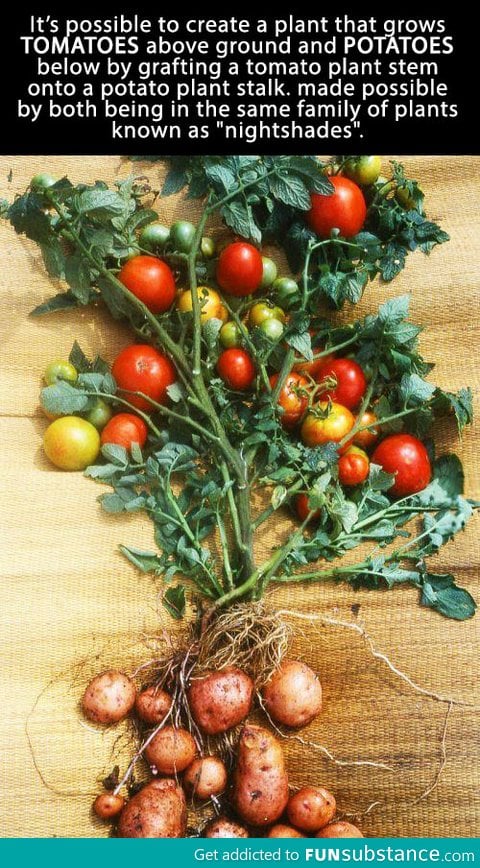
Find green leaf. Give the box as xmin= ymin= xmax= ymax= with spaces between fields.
xmin=399 ymin=373 xmax=435 ymax=404
xmin=30 ymin=291 xmax=81 ymax=316
xmin=101 ymin=443 xmax=129 ymax=466
xmin=41 ymin=381 xmax=89 ymax=415
xmin=205 ymin=163 xmax=236 ymax=191
xmin=161 ymin=167 xmax=188 ymax=196
xmin=8 ymin=194 xmax=53 ymax=243
xmin=286 ymin=330 xmax=312 ymax=361
xmin=433 ymin=454 xmax=465 ymax=498
xmin=41 ymin=239 xmax=65 ymax=279
xmin=433 ymin=387 xmax=474 ymax=434
xmin=221 ymin=200 xmax=261 ymax=244
xmin=75 ymin=189 xmax=125 ymax=217
xmin=421 ymin=573 xmax=476 ymax=620
xmin=367 ymin=463 xmax=396 ymax=491
xmin=271 ymin=486 xmax=287 ymax=509
xmin=270 ymin=172 xmax=311 ymax=210
xmin=64 ymin=251 xmax=93 ymax=304
xmin=162 ymin=585 xmax=186 ymax=620
xmin=119 ymin=546 xmax=165 ymax=575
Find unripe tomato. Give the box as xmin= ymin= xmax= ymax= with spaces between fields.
xmin=396 ymin=185 xmax=424 ymax=212
xmin=118 ymin=255 xmax=176 ymax=314
xmin=372 ymin=434 xmax=432 ymax=497
xmin=176 ymin=286 xmax=228 ymax=323
xmin=338 ymin=445 xmax=370 ymax=486
xmin=260 ymin=318 xmax=284 ymax=341
xmin=216 ymin=242 xmax=263 ymax=296
xmin=170 ymin=220 xmax=196 ymax=253
xmin=272 ymin=277 xmax=300 ymax=309
xmin=316 ymin=358 xmax=367 ymax=410
xmin=260 ymin=256 xmax=278 ymax=289
xmin=201 ymin=236 xmax=216 ymax=258
xmin=44 ymin=359 xmax=78 ymax=386
xmin=269 ymin=372 xmax=309 ymax=429
xmin=344 ymin=156 xmax=382 ymax=187
xmin=219 ymin=321 xmax=242 ymax=348
xmin=112 ymin=345 xmax=176 ymax=411
xmin=43 ymin=416 xmax=101 ymax=471
xmin=307 ymin=177 xmax=367 ymax=239
xmin=85 ymin=397 xmax=112 ymax=431
xmin=30 ymin=172 xmax=56 ymax=193
xmin=301 ymin=402 xmax=355 ymax=447
xmin=353 ymin=411 xmax=379 ymax=449
xmin=101 ymin=413 xmax=148 ymax=451
xmin=295 ymin=493 xmax=321 ymax=523
xmin=249 ymin=302 xmax=285 ymax=327
xmin=217 ymin=348 xmax=256 ymax=390
xmin=139 ymin=222 xmax=170 ymax=250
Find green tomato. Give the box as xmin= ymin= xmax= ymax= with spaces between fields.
xmin=85 ymin=397 xmax=112 ymax=431
xmin=31 ymin=172 xmax=57 ymax=193
xmin=139 ymin=222 xmax=170 ymax=250
xmin=344 ymin=156 xmax=382 ymax=186
xmin=396 ymin=185 xmax=424 ymax=212
xmin=260 ymin=256 xmax=278 ymax=289
xmin=272 ymin=277 xmax=300 ymax=309
xmin=260 ymin=318 xmax=284 ymax=341
xmin=44 ymin=359 xmax=78 ymax=386
xmin=219 ymin=321 xmax=242 ymax=348
xmin=170 ymin=220 xmax=196 ymax=253
xmin=201 ymin=236 xmax=216 ymax=258
xmin=249 ymin=301 xmax=278 ymax=327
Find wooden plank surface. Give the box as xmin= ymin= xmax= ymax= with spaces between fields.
xmin=0 ymin=155 xmax=478 ymax=838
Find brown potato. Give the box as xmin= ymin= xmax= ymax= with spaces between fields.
xmin=188 ymin=667 xmax=254 ymax=735
xmin=262 ymin=660 xmax=322 ymax=728
xmin=287 ymin=786 xmax=336 ymax=833
xmin=135 ymin=686 xmax=172 ymax=726
xmin=204 ymin=817 xmax=249 ymax=838
xmin=316 ymin=821 xmax=364 ymax=838
xmin=232 ymin=724 xmax=289 ymax=827
xmin=117 ymin=778 xmax=186 ymax=838
xmin=144 ymin=726 xmax=197 ymax=774
xmin=267 ymin=824 xmax=305 ymax=838
xmin=82 ymin=670 xmax=136 ymax=724
xmin=93 ymin=792 xmax=125 ymax=820
xmin=183 ymin=756 xmax=228 ymax=800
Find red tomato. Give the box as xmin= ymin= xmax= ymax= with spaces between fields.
xmin=295 ymin=493 xmax=321 ymax=523
xmin=118 ymin=255 xmax=176 ymax=313
xmin=372 ymin=434 xmax=432 ymax=497
xmin=301 ymin=402 xmax=355 ymax=447
xmin=353 ymin=411 xmax=379 ymax=450
xmin=338 ymin=446 xmax=370 ymax=486
xmin=316 ymin=358 xmax=367 ymax=410
xmin=269 ymin=372 xmax=309 ymax=429
xmin=101 ymin=413 xmax=148 ymax=451
xmin=112 ymin=345 xmax=176 ymax=410
xmin=307 ymin=177 xmax=367 ymax=239
xmin=216 ymin=242 xmax=263 ymax=296
xmin=217 ymin=348 xmax=256 ymax=390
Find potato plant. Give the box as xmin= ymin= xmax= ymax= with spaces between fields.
xmin=3 ymin=155 xmax=478 ymax=837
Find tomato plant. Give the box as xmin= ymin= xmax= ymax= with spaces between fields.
xmin=176 ymin=286 xmax=227 ymax=323
xmin=269 ymin=372 xmax=309 ymax=429
xmin=338 ymin=446 xmax=370 ymax=486
xmin=217 ymin=348 xmax=255 ymax=390
xmin=352 ymin=411 xmax=379 ymax=450
xmin=112 ymin=345 xmax=176 ymax=411
xmin=307 ymin=176 xmax=367 ymax=239
xmin=295 ymin=493 xmax=321 ymax=522
xmin=316 ymin=358 xmax=367 ymax=410
xmin=101 ymin=413 xmax=148 ymax=451
xmin=118 ymin=255 xmax=176 ymax=314
xmin=216 ymin=242 xmax=263 ymax=296
xmin=301 ymin=402 xmax=355 ymax=447
xmin=43 ymin=416 xmax=100 ymax=471
xmin=372 ymin=434 xmax=432 ymax=497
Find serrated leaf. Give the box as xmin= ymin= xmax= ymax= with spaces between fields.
xmin=221 ymin=200 xmax=261 ymax=244
xmin=64 ymin=251 xmax=94 ymax=303
xmin=286 ymin=329 xmax=313 ymax=361
xmin=41 ymin=239 xmax=65 ymax=279
xmin=101 ymin=443 xmax=129 ymax=466
xmin=30 ymin=291 xmax=81 ymax=316
xmin=205 ymin=163 xmax=236 ymax=191
xmin=41 ymin=381 xmax=89 ymax=415
xmin=400 ymin=373 xmax=435 ymax=404
xmin=119 ymin=546 xmax=165 ymax=575
xmin=166 ymin=382 xmax=183 ymax=403
xmin=271 ymin=485 xmax=287 ymax=509
xmin=421 ymin=573 xmax=476 ymax=620
xmin=75 ymin=189 xmax=125 ymax=217
xmin=270 ymin=172 xmax=311 ymax=210
xmin=433 ymin=454 xmax=464 ymax=498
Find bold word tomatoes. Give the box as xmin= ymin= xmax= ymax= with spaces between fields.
xmin=112 ymin=345 xmax=176 ymax=411
xmin=316 ymin=358 xmax=366 ymax=410
xmin=101 ymin=413 xmax=148 ymax=451
xmin=43 ymin=416 xmax=100 ymax=471
xmin=118 ymin=255 xmax=176 ymax=314
xmin=338 ymin=446 xmax=370 ymax=486
xmin=269 ymin=372 xmax=309 ymax=429
xmin=372 ymin=434 xmax=432 ymax=497
xmin=301 ymin=402 xmax=355 ymax=447
xmin=307 ymin=176 xmax=367 ymax=239
xmin=217 ymin=348 xmax=255 ymax=390
xmin=216 ymin=242 xmax=263 ymax=296
xmin=295 ymin=493 xmax=321 ymax=523
xmin=176 ymin=286 xmax=227 ymax=323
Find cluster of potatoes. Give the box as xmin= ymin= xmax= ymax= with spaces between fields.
xmin=82 ymin=660 xmax=363 ymax=839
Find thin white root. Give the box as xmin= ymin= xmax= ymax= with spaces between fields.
xmin=412 ymin=701 xmax=453 ymax=804
xmin=343 ymin=800 xmax=383 ymax=820
xmin=257 ymin=692 xmax=393 ymax=772
xmin=276 ymin=610 xmax=479 ymax=708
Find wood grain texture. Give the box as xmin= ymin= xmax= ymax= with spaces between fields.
xmin=0 ymin=156 xmax=478 ymax=838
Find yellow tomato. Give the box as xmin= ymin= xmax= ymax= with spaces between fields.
xmin=176 ymin=286 xmax=228 ymax=323
xmin=301 ymin=402 xmax=355 ymax=447
xmin=43 ymin=416 xmax=100 ymax=471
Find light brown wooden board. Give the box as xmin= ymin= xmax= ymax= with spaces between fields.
xmin=0 ymin=156 xmax=478 ymax=838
